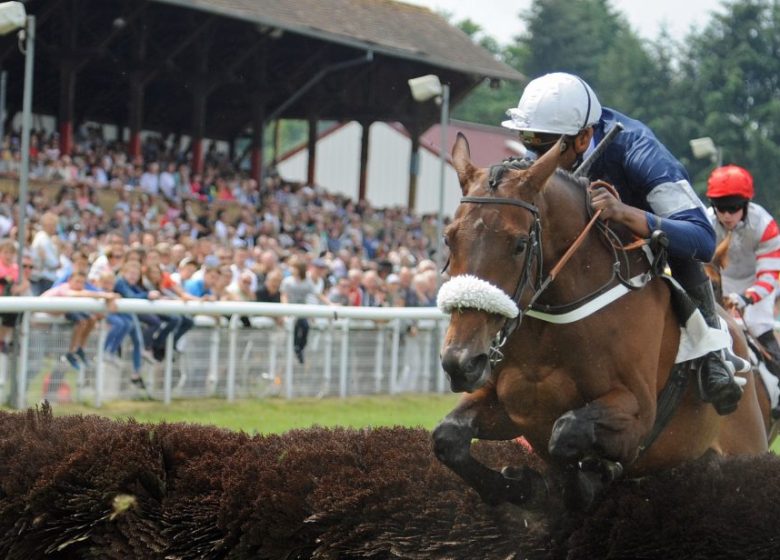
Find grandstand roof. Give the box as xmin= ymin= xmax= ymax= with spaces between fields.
xmin=0 ymin=0 xmax=523 ymax=143
xmin=157 ymin=0 xmax=521 ymax=81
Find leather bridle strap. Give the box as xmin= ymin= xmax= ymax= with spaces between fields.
xmin=460 ymin=196 xmax=539 ymax=214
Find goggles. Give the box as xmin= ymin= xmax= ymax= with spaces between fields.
xmin=713 ymin=202 xmax=746 ymax=215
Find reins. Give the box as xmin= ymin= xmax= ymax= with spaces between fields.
xmin=458 ymin=172 xmax=664 ymax=367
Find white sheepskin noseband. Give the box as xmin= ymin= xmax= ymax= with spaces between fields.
xmin=436 ymin=275 xmax=519 ymax=318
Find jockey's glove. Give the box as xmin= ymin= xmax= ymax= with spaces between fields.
xmin=726 ymin=292 xmax=755 ymax=310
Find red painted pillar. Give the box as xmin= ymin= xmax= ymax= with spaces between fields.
xmin=192 ymin=138 xmax=203 ymax=175
xmin=58 ymin=63 xmax=76 ymax=156
xmin=59 ymin=121 xmax=73 ymax=156
xmin=128 ymin=80 xmax=144 ymax=159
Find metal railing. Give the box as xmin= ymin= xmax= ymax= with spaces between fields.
xmin=0 ymin=297 xmax=449 ymax=409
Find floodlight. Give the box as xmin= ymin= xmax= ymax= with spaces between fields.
xmin=689 ymin=137 xmax=718 ymax=160
xmin=0 ymin=2 xmax=25 ymax=36
xmin=408 ymin=74 xmax=442 ymax=102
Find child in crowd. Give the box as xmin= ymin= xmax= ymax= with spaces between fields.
xmin=95 ymin=270 xmax=145 ymax=387
xmin=0 ymin=240 xmax=31 ymax=348
xmin=41 ymin=269 xmax=119 ymax=370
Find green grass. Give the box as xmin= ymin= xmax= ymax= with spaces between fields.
xmin=9 ymin=393 xmax=780 ymax=454
xmin=41 ymin=394 xmax=462 ymax=434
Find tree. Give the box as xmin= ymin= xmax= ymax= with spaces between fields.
xmin=681 ymin=0 xmax=780 ymax=212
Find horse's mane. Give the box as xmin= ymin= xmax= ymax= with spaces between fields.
xmin=486 ymin=157 xmax=590 ymax=195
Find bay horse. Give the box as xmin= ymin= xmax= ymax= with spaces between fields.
xmin=706 ymin=234 xmax=780 ymax=444
xmin=433 ymin=133 xmax=767 ymax=509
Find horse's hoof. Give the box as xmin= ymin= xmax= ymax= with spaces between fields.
xmin=563 ymin=458 xmax=621 ymax=511
xmin=500 ymin=466 xmax=548 ymax=508
xmin=579 ymin=457 xmax=623 ymax=483
xmin=564 ymin=468 xmax=601 ymax=511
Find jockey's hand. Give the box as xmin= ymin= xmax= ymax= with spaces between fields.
xmin=726 ymin=292 xmax=753 ymax=311
xmin=590 ymin=186 xmax=626 ymax=221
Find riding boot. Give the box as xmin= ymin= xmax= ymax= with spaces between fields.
xmin=757 ymin=331 xmax=780 ymax=419
xmin=689 ymin=280 xmax=744 ymax=416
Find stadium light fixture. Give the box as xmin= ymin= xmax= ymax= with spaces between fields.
xmin=408 ymin=74 xmax=449 ymax=284
xmin=0 ymin=1 xmax=24 ymax=35
xmin=689 ymin=136 xmax=722 ymax=167
xmin=0 ymin=1 xmax=34 ymax=409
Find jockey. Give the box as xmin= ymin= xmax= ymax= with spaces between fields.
xmin=706 ymin=165 xmax=780 ymax=395
xmin=502 ymin=72 xmax=743 ymax=415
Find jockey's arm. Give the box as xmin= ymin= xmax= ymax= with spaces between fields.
xmin=746 ymin=210 xmax=780 ymax=302
xmin=591 ymin=187 xmax=715 ymax=262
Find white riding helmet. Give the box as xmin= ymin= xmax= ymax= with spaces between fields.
xmin=502 ymin=72 xmax=602 ymax=135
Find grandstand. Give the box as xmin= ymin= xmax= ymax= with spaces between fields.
xmin=0 ymin=0 xmax=521 ymax=408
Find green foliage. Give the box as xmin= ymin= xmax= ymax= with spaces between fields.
xmin=680 ymin=0 xmax=780 ymax=211
xmin=452 ymin=0 xmax=780 ymax=213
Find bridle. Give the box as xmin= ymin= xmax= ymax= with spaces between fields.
xmin=456 ymin=172 xmax=654 ymax=367
xmin=458 ymin=195 xmax=544 ymax=364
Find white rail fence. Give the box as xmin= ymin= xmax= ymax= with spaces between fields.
xmin=0 ymin=298 xmax=449 ymax=409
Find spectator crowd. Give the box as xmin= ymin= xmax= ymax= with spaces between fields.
xmin=0 ymin=125 xmax=444 ymax=374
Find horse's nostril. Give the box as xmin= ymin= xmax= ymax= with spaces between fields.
xmin=441 ymin=348 xmax=489 ymax=386
xmin=465 ymin=353 xmax=489 ymax=377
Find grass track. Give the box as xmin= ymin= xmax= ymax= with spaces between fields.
xmin=9 ymin=394 xmax=780 ymax=453
xmin=43 ymin=394 xmax=462 ymax=434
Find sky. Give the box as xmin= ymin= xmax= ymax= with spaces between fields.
xmin=402 ymin=0 xmax=725 ymax=44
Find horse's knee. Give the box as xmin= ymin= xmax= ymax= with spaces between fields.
xmin=432 ymin=419 xmax=472 ymax=465
xmin=548 ymin=409 xmax=597 ymax=460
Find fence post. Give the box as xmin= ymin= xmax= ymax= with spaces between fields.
xmin=163 ymin=332 xmax=174 ymax=404
xmin=15 ymin=311 xmax=30 ymax=409
xmin=374 ymin=323 xmax=384 ymax=393
xmin=226 ymin=314 xmax=239 ymax=402
xmin=94 ymin=318 xmax=107 ymax=408
xmin=320 ymin=319 xmax=333 ymax=398
xmin=285 ymin=317 xmax=294 ymax=399
xmin=339 ymin=319 xmax=349 ymax=398
xmin=208 ymin=319 xmax=220 ymax=395
xmin=390 ymin=319 xmax=400 ymax=394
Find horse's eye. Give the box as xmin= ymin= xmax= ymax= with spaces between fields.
xmin=514 ymin=237 xmax=528 ymax=255
xmin=443 ymin=235 xmax=450 ymax=247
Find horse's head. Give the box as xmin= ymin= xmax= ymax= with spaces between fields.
xmin=438 ymin=133 xmax=564 ymax=392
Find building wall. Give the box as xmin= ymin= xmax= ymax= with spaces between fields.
xmin=277 ymin=122 xmax=461 ymax=217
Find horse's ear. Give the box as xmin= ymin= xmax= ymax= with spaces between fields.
xmin=522 ymin=136 xmax=564 ymax=192
xmin=451 ymin=132 xmax=477 ymax=193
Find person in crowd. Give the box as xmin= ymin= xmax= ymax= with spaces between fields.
xmin=143 ymin=262 xmax=196 ymax=359
xmin=94 ymin=270 xmax=145 ymax=388
xmin=705 ymin=164 xmax=780 ymax=416
xmin=397 ymin=267 xmax=418 ymax=308
xmin=280 ymin=256 xmax=330 ymax=364
xmin=502 ymin=71 xmax=743 ymax=415
xmin=183 ymin=258 xmax=219 ymax=300
xmin=0 ymin=240 xmax=31 ymax=348
xmin=30 ymin=212 xmax=61 ymax=295
xmin=306 ymin=258 xmax=331 ymax=305
xmin=384 ymin=273 xmax=405 ymax=307
xmin=169 ymin=256 xmax=199 ymax=287
xmin=361 ymin=269 xmax=386 ymax=307
xmin=327 ymin=276 xmax=352 ymax=306
xmin=346 ymin=268 xmax=365 ymax=306
xmin=41 ymin=269 xmax=119 ymax=370
xmin=113 ymin=259 xmax=163 ymax=361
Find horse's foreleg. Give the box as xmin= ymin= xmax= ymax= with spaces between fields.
xmin=432 ymin=387 xmax=547 ymax=507
xmin=548 ymin=387 xmax=645 ymax=464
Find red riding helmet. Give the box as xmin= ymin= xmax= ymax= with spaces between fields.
xmin=706 ymin=165 xmax=754 ymax=200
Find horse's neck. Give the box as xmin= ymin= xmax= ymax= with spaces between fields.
xmin=540 ymin=178 xmax=647 ymax=301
